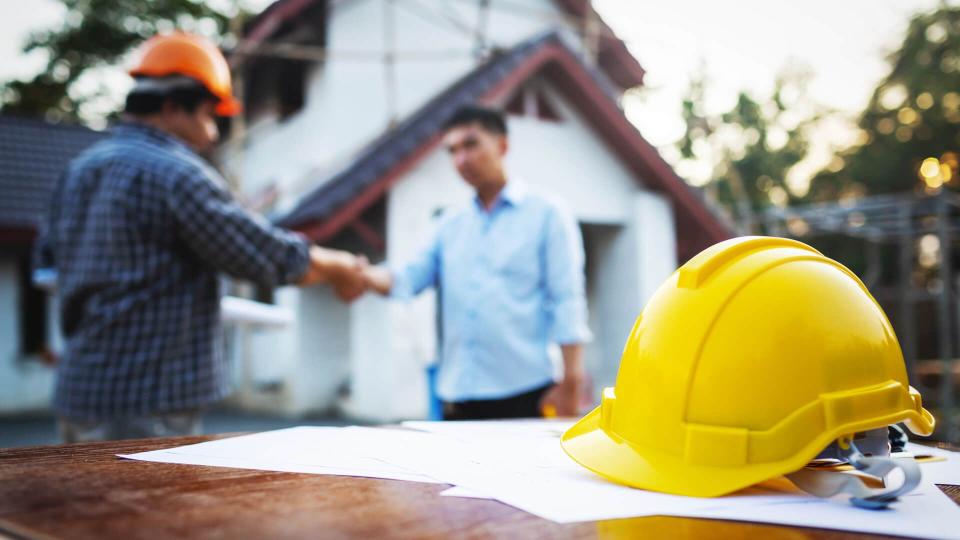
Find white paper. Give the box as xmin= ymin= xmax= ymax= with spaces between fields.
xmin=119 ymin=426 xmax=441 ymax=484
xmin=118 ymin=421 xmax=960 ymax=539
xmin=684 ymin=481 xmax=960 ymax=540
xmin=402 ymin=418 xmax=577 ymax=439
xmin=907 ymin=442 xmax=960 ymax=485
xmin=388 ymin=420 xmax=960 ymax=539
xmin=439 ymin=486 xmax=493 ymax=499
xmin=348 ymin=424 xmax=750 ymax=520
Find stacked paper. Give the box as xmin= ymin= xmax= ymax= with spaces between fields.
xmin=119 ymin=420 xmax=960 ymax=539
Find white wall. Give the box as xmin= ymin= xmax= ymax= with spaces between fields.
xmin=290 ymin=285 xmax=354 ymax=413
xmin=340 ymin=294 xmax=431 ymax=420
xmin=505 ymin=82 xmax=640 ymax=223
xmin=230 ymin=286 xmax=304 ymax=413
xmin=582 ymin=223 xmax=627 ymax=394
xmin=634 ymin=191 xmax=678 ymax=309
xmin=0 ymin=258 xmax=55 ymax=413
xmin=227 ymin=284 xmax=355 ymax=416
xmin=228 ymin=0 xmax=583 ymax=209
xmin=582 ymin=192 xmax=677 ymax=397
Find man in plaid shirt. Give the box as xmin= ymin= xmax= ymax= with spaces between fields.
xmin=35 ymin=33 xmax=365 ymax=442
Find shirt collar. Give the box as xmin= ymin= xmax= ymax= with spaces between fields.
xmin=474 ymin=178 xmax=527 ymax=211
xmin=500 ymin=180 xmax=527 ymax=206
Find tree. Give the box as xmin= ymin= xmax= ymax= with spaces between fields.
xmin=1 ymin=0 xmax=241 ymax=123
xmin=674 ymin=68 xmax=827 ymax=233
xmin=806 ymin=6 xmax=960 ymax=201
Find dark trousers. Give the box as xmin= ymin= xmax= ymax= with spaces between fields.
xmin=442 ymin=383 xmax=553 ymax=421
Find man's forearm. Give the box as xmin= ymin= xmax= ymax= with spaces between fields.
xmin=299 ymin=246 xmax=346 ymax=285
xmin=541 ymin=343 xmax=586 ymax=417
xmin=560 ymin=343 xmax=586 ymax=382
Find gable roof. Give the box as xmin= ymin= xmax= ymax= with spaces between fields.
xmin=241 ymin=0 xmax=644 ymax=89
xmin=276 ymin=32 xmax=731 ymax=260
xmin=0 ymin=115 xmax=106 ymax=234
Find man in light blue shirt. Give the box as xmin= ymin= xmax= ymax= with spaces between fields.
xmin=364 ymin=106 xmax=590 ymax=419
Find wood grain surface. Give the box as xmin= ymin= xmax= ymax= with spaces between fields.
xmin=0 ymin=434 xmax=956 ymax=540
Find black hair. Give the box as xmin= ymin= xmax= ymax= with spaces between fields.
xmin=443 ymin=105 xmax=507 ymax=136
xmin=124 ymin=77 xmax=218 ymax=116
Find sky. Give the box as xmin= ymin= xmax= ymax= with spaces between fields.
xmin=0 ymin=0 xmax=955 ymax=191
xmin=594 ymin=0 xmax=956 ymax=190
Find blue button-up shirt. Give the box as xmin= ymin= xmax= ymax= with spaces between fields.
xmin=36 ymin=122 xmax=310 ymax=421
xmin=391 ymin=181 xmax=590 ymax=402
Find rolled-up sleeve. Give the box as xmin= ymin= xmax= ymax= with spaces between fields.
xmin=389 ymin=228 xmax=441 ymax=300
xmin=168 ymin=167 xmax=310 ymax=288
xmin=543 ymin=204 xmax=591 ymax=344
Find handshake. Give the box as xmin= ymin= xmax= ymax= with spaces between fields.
xmin=297 ymin=246 xmax=392 ymax=302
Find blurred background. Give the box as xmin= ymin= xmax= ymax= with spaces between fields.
xmin=1 ymin=0 xmax=957 ymax=446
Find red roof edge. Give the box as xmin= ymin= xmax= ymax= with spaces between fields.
xmin=597 ymin=34 xmax=645 ymax=89
xmin=553 ymin=0 xmax=645 ymax=88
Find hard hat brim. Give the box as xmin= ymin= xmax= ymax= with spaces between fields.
xmin=561 ymin=406 xmax=805 ymax=498
xmin=561 ymin=398 xmax=936 ymax=499
xmin=215 ymin=96 xmax=242 ymax=117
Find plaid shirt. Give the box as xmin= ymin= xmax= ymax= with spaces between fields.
xmin=37 ymin=122 xmax=310 ymax=421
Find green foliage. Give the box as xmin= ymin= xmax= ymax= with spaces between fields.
xmin=675 ymin=69 xmax=826 ymax=231
xmin=1 ymin=0 xmax=239 ymax=122
xmin=807 ymin=6 xmax=960 ymax=201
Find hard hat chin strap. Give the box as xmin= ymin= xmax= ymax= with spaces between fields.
xmin=786 ymin=436 xmax=922 ymax=509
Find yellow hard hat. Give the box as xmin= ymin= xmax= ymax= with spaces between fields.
xmin=561 ymin=236 xmax=935 ymax=498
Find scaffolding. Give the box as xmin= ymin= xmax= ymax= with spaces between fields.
xmin=762 ymin=190 xmax=960 ymax=443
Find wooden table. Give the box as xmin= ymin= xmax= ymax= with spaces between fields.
xmin=1 ymin=434 xmax=957 ymax=539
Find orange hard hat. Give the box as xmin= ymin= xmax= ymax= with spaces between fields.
xmin=129 ymin=32 xmax=241 ymax=117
